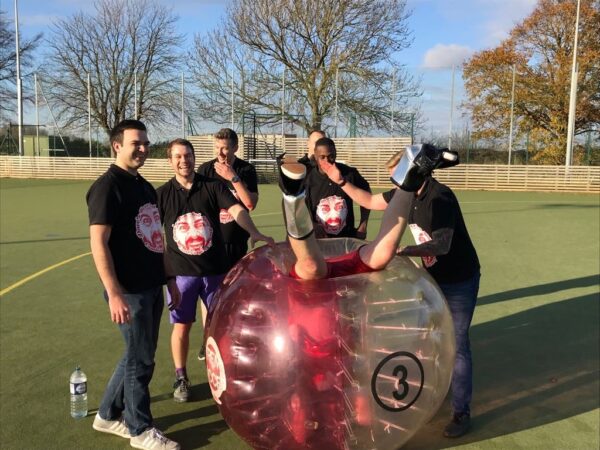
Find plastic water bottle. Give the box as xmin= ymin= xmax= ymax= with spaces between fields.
xmin=70 ymin=366 xmax=88 ymax=419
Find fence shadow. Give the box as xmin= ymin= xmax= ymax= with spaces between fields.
xmin=478 ymin=274 xmax=599 ymax=306
xmin=404 ymin=292 xmax=599 ymax=449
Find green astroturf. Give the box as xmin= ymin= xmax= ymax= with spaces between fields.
xmin=0 ymin=178 xmax=598 ymax=450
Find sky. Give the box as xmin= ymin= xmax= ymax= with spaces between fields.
xmin=4 ymin=0 xmax=538 ymax=139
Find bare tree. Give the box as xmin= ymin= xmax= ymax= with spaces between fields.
xmin=189 ymin=0 xmax=420 ymax=135
xmin=43 ymin=0 xmax=183 ymax=136
xmin=0 ymin=10 xmax=42 ymax=118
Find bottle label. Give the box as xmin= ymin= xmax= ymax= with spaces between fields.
xmin=70 ymin=382 xmax=87 ymax=395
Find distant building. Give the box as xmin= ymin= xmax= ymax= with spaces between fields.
xmin=0 ymin=124 xmax=61 ymax=156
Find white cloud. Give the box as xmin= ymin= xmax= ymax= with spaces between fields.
xmin=422 ymin=44 xmax=473 ymax=69
xmin=476 ymin=0 xmax=537 ymax=45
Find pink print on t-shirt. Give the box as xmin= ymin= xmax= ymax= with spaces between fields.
xmin=135 ymin=203 xmax=164 ymax=253
xmin=408 ymin=223 xmax=437 ymax=268
xmin=172 ymin=211 xmax=213 ymax=256
xmin=316 ymin=195 xmax=347 ymax=235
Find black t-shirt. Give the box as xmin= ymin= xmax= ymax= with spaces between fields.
xmin=305 ymin=163 xmax=371 ymax=238
xmin=386 ymin=178 xmax=480 ymax=284
xmin=198 ymin=158 xmax=258 ymax=245
xmin=157 ymin=174 xmax=238 ymax=276
xmin=86 ymin=164 xmax=166 ymax=292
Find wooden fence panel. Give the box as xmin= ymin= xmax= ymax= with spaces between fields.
xmin=1 ymin=153 xmax=598 ymax=193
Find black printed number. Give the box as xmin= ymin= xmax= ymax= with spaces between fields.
xmin=392 ymin=365 xmax=408 ymax=401
xmin=371 ymin=351 xmax=425 ymax=412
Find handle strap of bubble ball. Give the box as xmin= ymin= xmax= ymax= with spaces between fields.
xmin=282 ymin=191 xmax=314 ymax=240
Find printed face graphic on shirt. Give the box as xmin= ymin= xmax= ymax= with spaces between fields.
xmin=408 ymin=223 xmax=437 ymax=268
xmin=172 ymin=212 xmax=213 ymax=255
xmin=219 ymin=189 xmax=239 ymax=224
xmin=316 ymin=195 xmax=347 ymax=235
xmin=135 ymin=203 xmax=164 ymax=253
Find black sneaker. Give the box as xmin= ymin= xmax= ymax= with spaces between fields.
xmin=276 ymin=153 xmax=307 ymax=196
xmin=443 ymin=412 xmax=470 ymax=438
xmin=197 ymin=343 xmax=206 ymax=361
xmin=173 ymin=377 xmax=190 ymax=403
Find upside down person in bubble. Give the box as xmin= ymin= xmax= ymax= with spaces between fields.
xmin=319 ymin=143 xmax=479 ymax=439
xmin=276 ymin=143 xmax=458 ymax=448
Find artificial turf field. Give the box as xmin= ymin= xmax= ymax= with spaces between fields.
xmin=0 ymin=177 xmax=598 ymax=450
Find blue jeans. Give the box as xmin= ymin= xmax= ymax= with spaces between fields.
xmin=438 ymin=272 xmax=480 ymax=416
xmin=98 ymin=286 xmax=164 ymax=436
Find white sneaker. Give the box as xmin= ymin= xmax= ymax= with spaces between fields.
xmin=130 ymin=427 xmax=180 ymax=450
xmin=92 ymin=413 xmax=131 ymax=438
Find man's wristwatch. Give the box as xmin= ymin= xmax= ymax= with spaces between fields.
xmin=231 ymin=175 xmax=240 ymax=183
xmin=338 ymin=177 xmax=347 ymax=187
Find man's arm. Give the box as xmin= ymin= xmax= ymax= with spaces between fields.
xmin=162 ymin=249 xmax=181 ymax=311
xmin=214 ymin=162 xmax=258 ymax=210
xmin=321 ymin=160 xmax=388 ymax=210
xmin=352 ymin=169 xmax=371 ymax=238
xmin=89 ymin=224 xmax=130 ymax=324
xmin=397 ymin=228 xmax=454 ymax=257
xmin=398 ymin=194 xmax=456 ymax=257
xmin=228 ymin=204 xmax=274 ymax=248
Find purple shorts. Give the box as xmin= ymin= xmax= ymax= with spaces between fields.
xmin=167 ymin=274 xmax=226 ymax=324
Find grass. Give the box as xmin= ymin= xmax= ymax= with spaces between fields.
xmin=0 ymin=177 xmax=598 ymax=450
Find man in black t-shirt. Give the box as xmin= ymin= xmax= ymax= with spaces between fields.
xmin=322 ymin=144 xmax=480 ymax=439
xmin=160 ymin=138 xmax=273 ymax=403
xmin=198 ymin=128 xmax=259 ymax=269
xmin=86 ymin=120 xmax=180 ymax=450
xmin=305 ymin=137 xmax=371 ymax=239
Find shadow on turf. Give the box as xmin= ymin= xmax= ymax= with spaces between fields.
xmin=0 ymin=236 xmax=88 ymax=245
xmin=478 ymin=274 xmax=600 ymax=305
xmin=152 ymin=383 xmax=230 ymax=449
xmin=404 ymin=292 xmax=599 ymax=449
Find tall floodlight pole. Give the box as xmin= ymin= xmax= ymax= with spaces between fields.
xmin=34 ymin=73 xmax=39 ymax=156
xmin=14 ymin=0 xmax=23 ymax=156
xmin=88 ymin=72 xmax=92 ymax=157
xmin=566 ymin=0 xmax=581 ymax=167
xmin=448 ymin=65 xmax=456 ymax=150
xmin=134 ymin=72 xmax=137 ymax=119
xmin=391 ymin=69 xmax=396 ymax=136
xmin=230 ymin=69 xmax=234 ymax=129
xmin=181 ymin=72 xmax=186 ymax=137
xmin=508 ymin=64 xmax=516 ymax=165
xmin=334 ymin=68 xmax=339 ymax=138
xmin=281 ymin=68 xmax=285 ymax=138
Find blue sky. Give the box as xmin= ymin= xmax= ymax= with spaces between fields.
xmin=5 ymin=0 xmax=538 ymax=138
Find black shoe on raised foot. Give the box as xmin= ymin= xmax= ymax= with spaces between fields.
xmin=443 ymin=412 xmax=470 ymax=438
xmin=276 ymin=153 xmax=306 ymax=196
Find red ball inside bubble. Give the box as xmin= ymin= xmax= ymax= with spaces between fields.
xmin=206 ymin=239 xmax=455 ymax=450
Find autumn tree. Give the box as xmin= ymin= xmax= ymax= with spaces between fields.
xmin=188 ymin=0 xmax=420 ymax=135
xmin=0 ymin=10 xmax=42 ymax=117
xmin=43 ymin=0 xmax=183 ymax=136
xmin=462 ymin=0 xmax=600 ymax=164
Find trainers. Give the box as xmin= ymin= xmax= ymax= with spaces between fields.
xmin=92 ymin=413 xmax=131 ymax=438
xmin=130 ymin=427 xmax=180 ymax=450
xmin=443 ymin=412 xmax=471 ymax=438
xmin=277 ymin=153 xmax=306 ymax=196
xmin=197 ymin=343 xmax=206 ymax=361
xmin=173 ymin=377 xmax=190 ymax=403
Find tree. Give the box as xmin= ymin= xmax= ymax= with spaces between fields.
xmin=43 ymin=0 xmax=183 ymax=136
xmin=462 ymin=0 xmax=600 ymax=164
xmin=0 ymin=10 xmax=42 ymax=118
xmin=188 ymin=0 xmax=420 ymax=135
